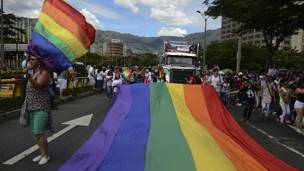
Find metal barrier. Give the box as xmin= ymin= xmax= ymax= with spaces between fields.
xmin=67 ymin=77 xmax=92 ymax=90
xmin=0 ymin=77 xmax=92 ymax=98
xmin=0 ymin=79 xmax=23 ymax=98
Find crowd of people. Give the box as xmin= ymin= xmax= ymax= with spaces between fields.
xmin=20 ymin=54 xmax=304 ymax=165
xmin=88 ymin=64 xmax=304 ymax=134
xmin=199 ymin=66 xmax=304 ymax=134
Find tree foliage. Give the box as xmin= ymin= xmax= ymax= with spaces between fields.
xmin=206 ymin=40 xmax=304 ymax=71
xmin=206 ymin=40 xmax=266 ymax=70
xmin=274 ymin=49 xmax=304 ymax=70
xmin=129 ymin=53 xmax=158 ymax=66
xmin=77 ymin=53 xmax=158 ymax=67
xmin=204 ymin=0 xmax=304 ymax=68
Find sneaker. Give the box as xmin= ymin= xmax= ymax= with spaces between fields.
xmin=38 ymin=156 xmax=50 ymax=165
xmin=32 ymin=155 xmax=42 ymax=162
xmin=296 ymin=128 xmax=303 ymax=134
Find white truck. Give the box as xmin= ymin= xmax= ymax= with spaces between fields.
xmin=160 ymin=41 xmax=200 ymax=83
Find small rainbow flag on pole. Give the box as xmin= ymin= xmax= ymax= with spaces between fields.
xmin=122 ymin=68 xmax=132 ymax=80
xmin=26 ymin=0 xmax=96 ymax=73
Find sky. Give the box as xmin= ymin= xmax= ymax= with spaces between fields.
xmin=4 ymin=0 xmax=222 ymax=37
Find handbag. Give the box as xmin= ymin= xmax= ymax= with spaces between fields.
xmin=19 ymin=100 xmax=29 ymax=127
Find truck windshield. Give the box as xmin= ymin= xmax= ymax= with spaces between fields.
xmin=167 ymin=56 xmax=195 ymax=66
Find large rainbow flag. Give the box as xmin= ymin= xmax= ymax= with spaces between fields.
xmin=58 ymin=83 xmax=299 ymax=171
xmin=26 ymin=0 xmax=96 ymax=73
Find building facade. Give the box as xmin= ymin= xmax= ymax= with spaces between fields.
xmin=2 ymin=17 xmax=36 ymax=68
xmin=221 ymin=17 xmax=303 ymax=52
xmin=291 ymin=30 xmax=304 ymax=52
xmin=108 ymin=39 xmax=124 ymax=57
xmin=14 ymin=17 xmax=37 ymax=44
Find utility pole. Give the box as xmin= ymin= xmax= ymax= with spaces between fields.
xmin=0 ymin=0 xmax=4 ymax=95
xmin=236 ymin=35 xmax=242 ymax=73
xmin=0 ymin=0 xmax=4 ymax=69
xmin=196 ymin=10 xmax=208 ymax=69
xmin=203 ymin=17 xmax=207 ymax=69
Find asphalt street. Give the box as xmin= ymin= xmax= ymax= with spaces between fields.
xmin=228 ymin=106 xmax=304 ymax=170
xmin=0 ymin=94 xmax=303 ymax=171
xmin=0 ymin=94 xmax=111 ymax=171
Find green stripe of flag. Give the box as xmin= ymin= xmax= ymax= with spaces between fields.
xmin=145 ymin=83 xmax=196 ymax=171
xmin=34 ymin=21 xmax=76 ymax=62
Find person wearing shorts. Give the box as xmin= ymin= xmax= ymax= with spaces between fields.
xmin=294 ymin=81 xmax=304 ymax=133
xmin=30 ymin=111 xmax=48 ymax=134
xmin=22 ymin=56 xmax=51 ymax=165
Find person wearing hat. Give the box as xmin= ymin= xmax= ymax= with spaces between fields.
xmin=22 ymin=56 xmax=52 ymax=165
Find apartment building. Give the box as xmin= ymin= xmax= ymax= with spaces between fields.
xmin=221 ymin=17 xmax=303 ymax=52
xmin=108 ymin=39 xmax=124 ymax=57
xmin=14 ymin=17 xmax=37 ymax=43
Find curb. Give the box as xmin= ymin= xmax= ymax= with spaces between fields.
xmin=0 ymin=91 xmax=95 ymax=122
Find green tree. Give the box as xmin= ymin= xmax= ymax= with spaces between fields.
xmin=206 ymin=40 xmax=266 ymax=70
xmin=274 ymin=49 xmax=304 ymax=70
xmin=204 ymin=0 xmax=304 ymax=68
xmin=129 ymin=53 xmax=158 ymax=66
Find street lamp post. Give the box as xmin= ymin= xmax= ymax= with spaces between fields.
xmin=196 ymin=10 xmax=208 ymax=69
xmin=0 ymin=0 xmax=4 ymax=96
xmin=1 ymin=0 xmax=4 ymax=69
xmin=236 ymin=35 xmax=242 ymax=73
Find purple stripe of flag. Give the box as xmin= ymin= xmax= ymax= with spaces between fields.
xmin=57 ymin=86 xmax=132 ymax=171
xmin=99 ymin=84 xmax=150 ymax=171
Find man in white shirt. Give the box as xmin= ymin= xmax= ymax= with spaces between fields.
xmin=87 ymin=65 xmax=95 ymax=88
xmin=112 ymin=73 xmax=122 ymax=98
xmin=209 ymin=68 xmax=222 ymax=94
xmin=260 ymin=75 xmax=274 ymax=119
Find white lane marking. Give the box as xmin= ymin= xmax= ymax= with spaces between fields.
xmin=3 ymin=114 xmax=93 ymax=165
xmin=247 ymin=123 xmax=304 ymax=158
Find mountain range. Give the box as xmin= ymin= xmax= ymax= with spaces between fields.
xmin=91 ymin=28 xmax=221 ymax=54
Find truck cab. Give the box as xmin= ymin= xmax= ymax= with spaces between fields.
xmin=160 ymin=41 xmax=200 ymax=83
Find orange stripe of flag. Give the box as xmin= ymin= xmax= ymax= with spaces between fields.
xmin=46 ymin=0 xmax=95 ymax=44
xmin=184 ymin=85 xmax=267 ymax=171
xmin=42 ymin=1 xmax=91 ymax=49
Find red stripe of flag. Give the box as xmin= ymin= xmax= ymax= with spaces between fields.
xmin=46 ymin=0 xmax=96 ymax=44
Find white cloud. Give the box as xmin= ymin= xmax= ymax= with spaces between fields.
xmin=151 ymin=7 xmax=192 ymax=26
xmin=68 ymin=0 xmax=121 ymax=19
xmin=113 ymin=0 xmax=139 ymax=13
xmin=4 ymin=0 xmax=118 ymax=19
xmin=4 ymin=0 xmax=103 ymax=29
xmin=114 ymin=0 xmax=193 ymax=26
xmin=80 ymin=9 xmax=103 ymax=29
xmin=157 ymin=27 xmax=187 ymax=37
xmin=3 ymin=0 xmax=43 ymax=18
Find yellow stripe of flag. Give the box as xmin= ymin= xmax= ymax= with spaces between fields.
xmin=167 ymin=84 xmax=237 ymax=171
xmin=39 ymin=12 xmax=87 ymax=58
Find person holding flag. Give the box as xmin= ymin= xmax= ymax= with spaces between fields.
xmin=22 ymin=0 xmax=96 ymax=165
